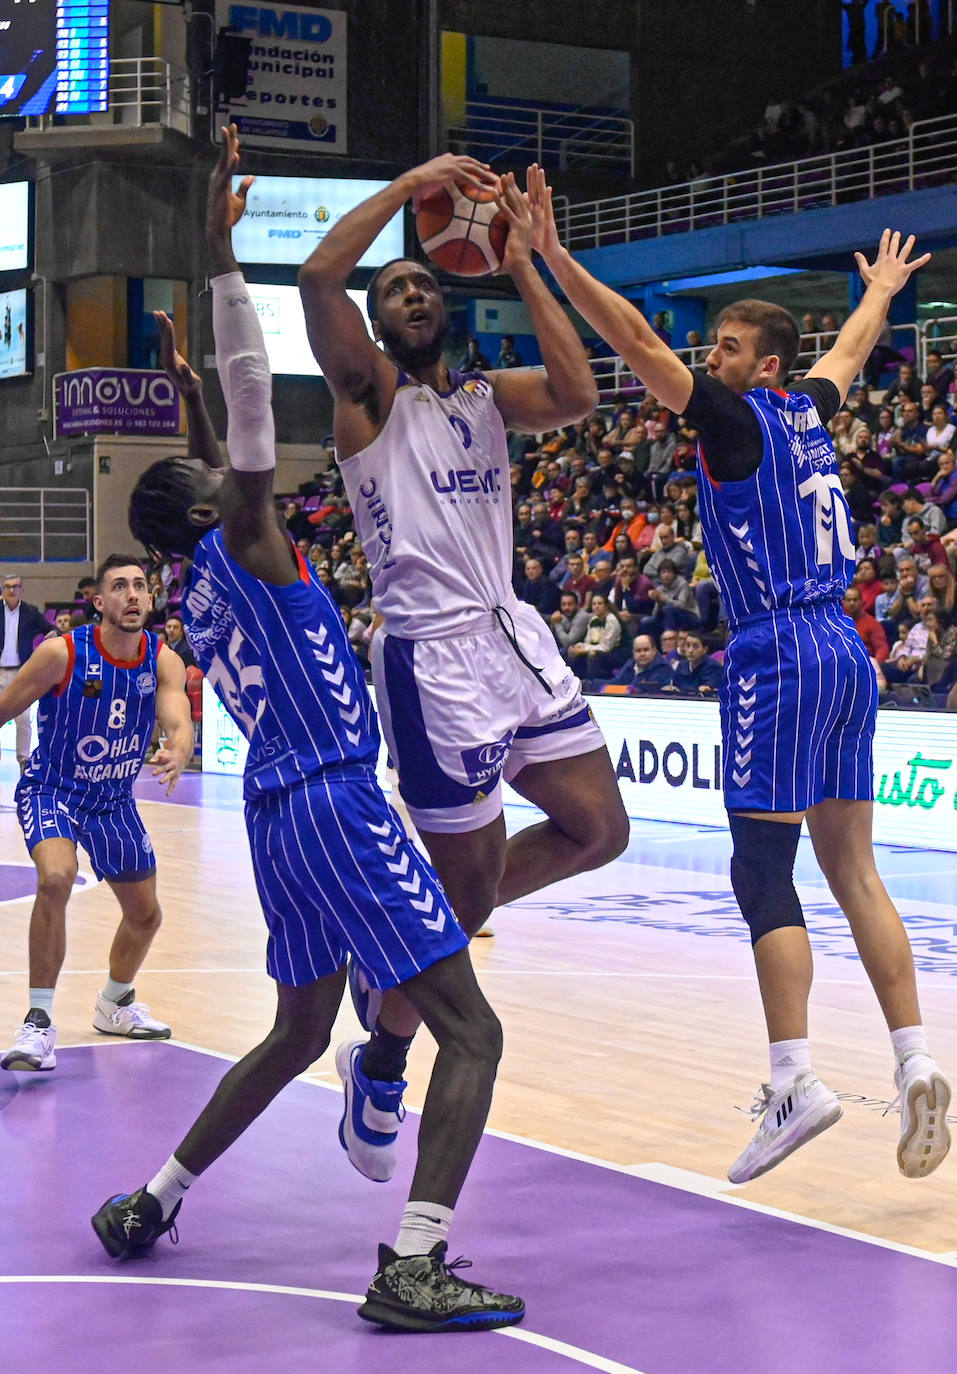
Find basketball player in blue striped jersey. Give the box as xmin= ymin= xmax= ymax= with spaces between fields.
xmin=0 ymin=555 xmax=193 ymax=1073
xmin=298 ymin=155 xmax=629 ymax=1134
xmin=528 ymin=168 xmax=950 ymax=1183
xmin=92 ymin=127 xmax=524 ymax=1334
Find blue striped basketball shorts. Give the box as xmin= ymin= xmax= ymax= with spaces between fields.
xmin=16 ymin=786 xmax=156 ymax=883
xmin=371 ymin=599 xmax=607 ymax=834
xmin=721 ymin=604 xmax=878 ymax=814
xmin=245 ymin=769 xmax=467 ymax=988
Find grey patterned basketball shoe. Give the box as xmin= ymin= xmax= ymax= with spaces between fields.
xmin=358 ymin=1241 xmax=525 ymax=1332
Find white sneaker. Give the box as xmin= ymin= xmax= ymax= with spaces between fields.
xmin=892 ymin=1054 xmax=951 ymax=1179
xmin=728 ymin=1070 xmax=843 ymax=1183
xmin=1 ymin=1016 xmax=57 ymax=1072
xmin=93 ymin=992 xmax=171 ymax=1040
xmin=335 ymin=1038 xmax=406 ymax=1183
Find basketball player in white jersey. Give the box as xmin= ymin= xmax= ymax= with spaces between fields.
xmin=299 ymin=156 xmax=629 ymax=1155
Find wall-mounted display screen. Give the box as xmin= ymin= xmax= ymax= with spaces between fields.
xmin=0 ymin=287 xmax=29 ymax=379
xmin=232 ymin=176 xmax=403 ymax=267
xmin=0 ymin=0 xmax=109 ymax=118
xmin=0 ymin=182 xmax=29 ymax=271
xmin=245 ymin=284 xmax=373 ymax=376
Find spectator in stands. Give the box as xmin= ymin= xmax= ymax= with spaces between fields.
xmin=550 ymin=590 xmax=590 ymax=658
xmin=608 ymin=532 xmax=636 ymax=569
xmin=855 ymin=523 xmax=880 ymax=561
xmin=334 ymin=545 xmax=372 ymax=608
xmin=73 ymin=576 xmax=100 ymax=624
xmin=673 ymin=631 xmax=723 ymax=695
xmin=609 ymin=633 xmax=675 ymax=691
xmin=561 ymin=553 xmax=595 ymax=608
xmin=904 ymin=518 xmax=949 ymax=574
xmin=925 ymin=349 xmax=954 ymax=403
xmin=928 ymin=449 xmax=957 ymax=525
xmin=165 ymin=614 xmax=198 ymax=670
xmin=893 ymin=555 xmax=930 ymax=609
xmin=902 ymin=486 xmax=947 ymax=538
xmin=549 ymin=528 xmax=584 ymax=586
xmin=830 ymin=408 xmax=862 ymax=459
xmin=847 ymin=425 xmax=888 ymax=486
xmin=890 ymin=401 xmax=930 ymax=480
xmin=926 ymin=406 xmax=956 ymax=457
xmin=458 ymin=338 xmax=491 ymax=371
xmin=497 ymin=335 xmax=523 ymax=368
xmin=567 ymin=594 xmax=622 ymax=680
xmin=874 ymin=565 xmax=900 ymax=630
xmin=650 ymin=313 xmax=672 ymax=346
xmin=839 ymin=461 xmax=879 ymax=526
xmin=658 ymin=628 xmax=680 ymax=666
xmin=529 ymin=500 xmax=565 ymax=561
xmin=643 ymin=523 xmax=693 ymax=580
xmin=883 ymin=361 xmax=921 ymax=417
xmin=864 ymin=320 xmax=903 ymax=390
xmin=874 ymin=405 xmax=897 ymax=461
xmin=819 ymin=312 xmax=841 ymax=348
xmin=853 ymin=556 xmax=882 ymax=614
xmin=147 ymin=571 xmax=169 ymax=621
xmin=609 ymin=557 xmax=653 ymax=631
xmin=877 ymin=489 xmax=904 ymax=547
xmin=845 ymin=381 xmax=880 ymax=429
xmin=920 ymin=609 xmax=957 ymax=691
xmin=674 ymin=499 xmax=702 ymax=546
xmin=842 ymin=584 xmax=889 ymax=661
xmin=640 ymin=559 xmax=700 ymax=636
xmin=46 ymin=609 xmax=73 ymax=638
xmin=884 ymin=598 xmax=937 ymax=683
xmin=645 ymin=420 xmax=677 ymax=501
xmin=588 ymin=558 xmax=615 ymax=600
xmin=799 ymin=312 xmax=819 ymax=354
xmin=518 ymin=557 xmax=560 ymax=618
xmin=928 ymin=563 xmax=956 ymax=617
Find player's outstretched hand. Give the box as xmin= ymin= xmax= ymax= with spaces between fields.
xmin=207 ymin=124 xmax=254 ymax=241
xmin=150 ymin=744 xmax=190 ymax=796
xmin=154 ymin=311 xmax=202 ymax=399
xmin=406 ymin=153 xmax=501 ymax=201
xmin=854 ymin=229 xmax=931 ymax=297
xmin=525 ymin=163 xmax=563 ymax=263
xmin=495 ymin=171 xmax=535 ymax=273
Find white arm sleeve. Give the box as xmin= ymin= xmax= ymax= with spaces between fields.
xmin=211 ymin=271 xmax=275 ymax=472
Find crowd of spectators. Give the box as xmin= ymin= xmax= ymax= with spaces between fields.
xmin=658 ymin=31 xmax=957 ymax=187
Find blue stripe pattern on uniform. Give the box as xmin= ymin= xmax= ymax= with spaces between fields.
xmin=183 ymin=530 xmax=379 ymax=798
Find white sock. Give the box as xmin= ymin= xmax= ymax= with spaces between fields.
xmin=146 ymin=1156 xmax=198 ymax=1222
xmin=393 ymin=1202 xmax=454 ymax=1258
xmin=890 ymin=1025 xmax=929 ymax=1070
xmin=102 ymin=977 xmax=134 ymax=1005
xmin=769 ymin=1038 xmax=812 ymax=1092
xmin=27 ymin=988 xmax=55 ymax=1020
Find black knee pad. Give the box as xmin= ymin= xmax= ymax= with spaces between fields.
xmin=728 ymin=814 xmax=805 ymax=947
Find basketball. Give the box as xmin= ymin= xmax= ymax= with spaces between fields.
xmin=414 ymin=181 xmax=509 ymax=277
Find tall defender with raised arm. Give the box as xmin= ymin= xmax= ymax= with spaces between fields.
xmin=526 ymin=170 xmax=950 ymax=1185
xmin=91 ymin=127 xmax=525 ymax=1335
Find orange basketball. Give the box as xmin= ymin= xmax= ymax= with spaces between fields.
xmin=414 ymin=181 xmax=509 ymax=277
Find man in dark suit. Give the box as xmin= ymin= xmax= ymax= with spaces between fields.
xmin=0 ymin=573 xmax=51 ymax=768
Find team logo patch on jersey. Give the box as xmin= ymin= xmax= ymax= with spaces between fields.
xmin=82 ymin=678 xmax=103 ymax=698
xmin=136 ymin=672 xmax=156 ymax=696
xmin=461 ymin=734 xmax=513 ymax=786
xmin=462 ymin=377 xmax=491 ymax=399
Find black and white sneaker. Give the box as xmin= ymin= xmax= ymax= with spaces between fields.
xmin=358 ymin=1241 xmax=525 ymax=1332
xmin=91 ymin=1187 xmax=181 ymax=1258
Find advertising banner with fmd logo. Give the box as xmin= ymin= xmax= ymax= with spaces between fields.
xmin=54 ymin=369 xmax=180 ymax=437
xmin=216 ymin=3 xmax=347 ymax=152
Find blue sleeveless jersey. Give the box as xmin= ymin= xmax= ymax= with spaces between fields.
xmin=696 ymin=387 xmax=856 ymax=628
xmin=183 ymin=530 xmax=379 ymax=797
xmin=21 ymin=624 xmax=159 ymax=808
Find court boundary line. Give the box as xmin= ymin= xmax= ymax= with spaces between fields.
xmin=54 ymin=1039 xmax=957 ymax=1271
xmin=0 ymin=1274 xmax=645 ymax=1371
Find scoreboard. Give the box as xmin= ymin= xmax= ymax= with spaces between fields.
xmin=0 ymin=0 xmax=109 ymax=118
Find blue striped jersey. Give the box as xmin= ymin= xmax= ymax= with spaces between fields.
xmin=22 ymin=624 xmax=159 ymax=807
xmin=696 ymin=387 xmax=856 ymax=627
xmin=183 ymin=530 xmax=379 ymax=797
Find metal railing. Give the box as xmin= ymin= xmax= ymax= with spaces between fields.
xmin=557 ymin=113 xmax=957 ymax=250
xmin=0 ymin=489 xmax=91 ymax=563
xmin=589 ymin=319 xmax=948 ymax=405
xmin=446 ymin=99 xmax=634 ymax=176
xmin=24 ymin=58 xmax=191 ymax=136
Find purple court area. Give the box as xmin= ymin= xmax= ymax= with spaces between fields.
xmin=2 ymin=1044 xmax=957 ymax=1373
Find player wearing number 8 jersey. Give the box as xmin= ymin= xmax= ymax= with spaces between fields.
xmin=527 ymin=166 xmax=950 ymax=1187
xmin=0 ymin=555 xmax=193 ymax=1074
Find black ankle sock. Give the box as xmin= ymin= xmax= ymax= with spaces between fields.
xmin=360 ymin=1024 xmax=414 ymax=1083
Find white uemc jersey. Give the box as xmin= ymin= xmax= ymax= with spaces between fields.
xmin=341 ymin=370 xmax=513 ymax=638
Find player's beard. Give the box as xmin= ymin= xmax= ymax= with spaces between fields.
xmin=105 ymin=608 xmax=148 ymax=635
xmin=379 ymin=318 xmax=449 ymax=374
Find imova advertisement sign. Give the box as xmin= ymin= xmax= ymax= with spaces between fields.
xmin=54 ymin=368 xmax=180 ymax=437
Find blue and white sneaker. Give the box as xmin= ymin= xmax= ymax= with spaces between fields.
xmin=347 ymin=957 xmax=383 ymax=1034
xmin=335 ymin=1038 xmax=406 ymax=1183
